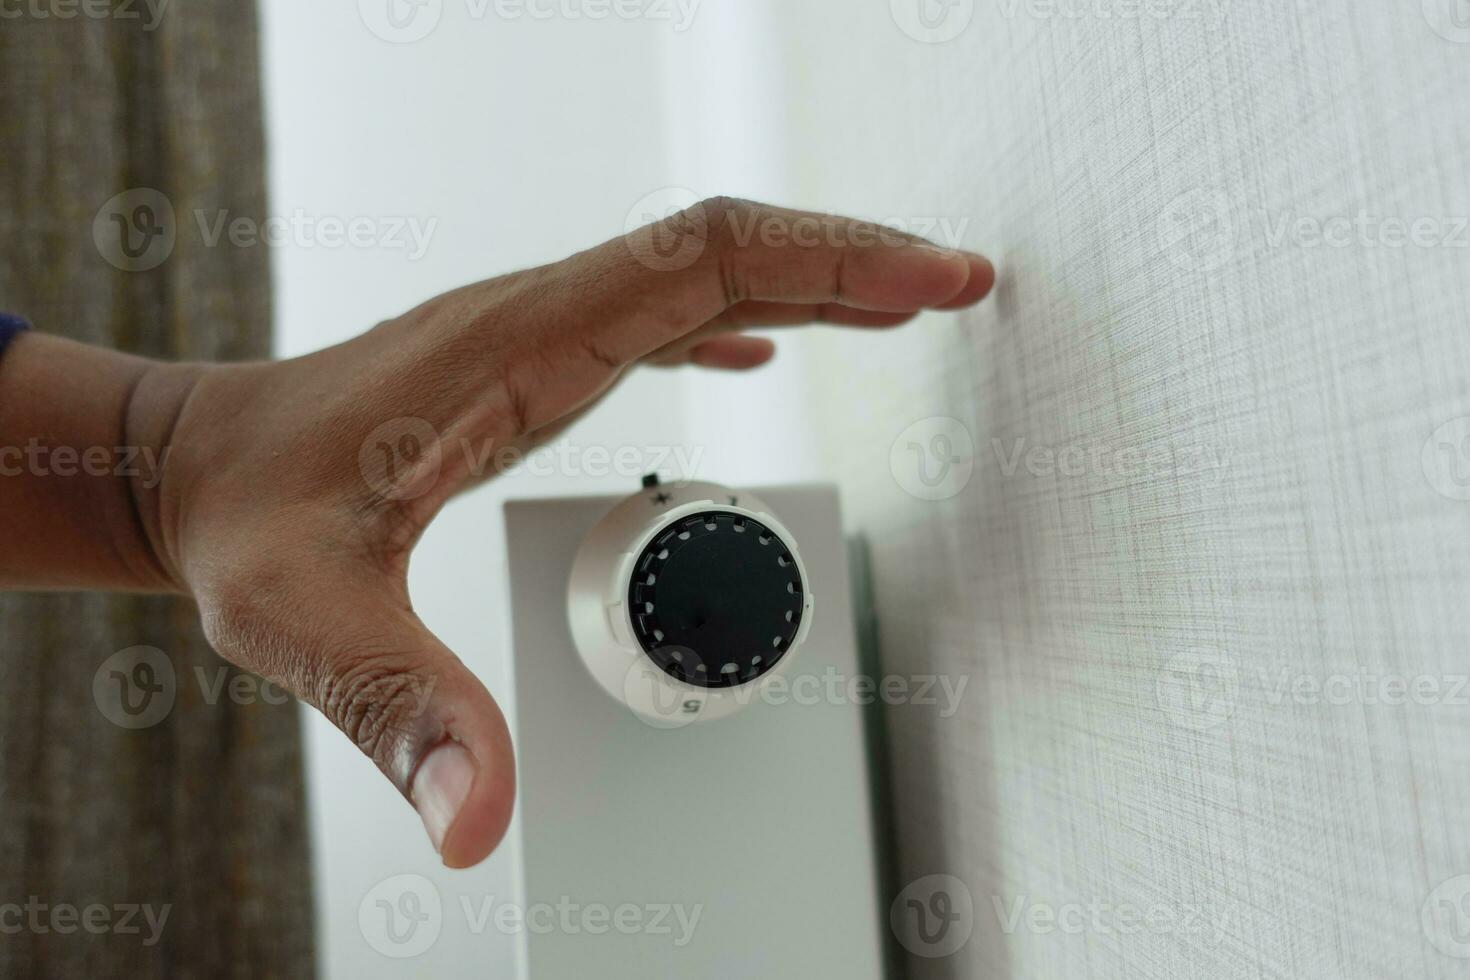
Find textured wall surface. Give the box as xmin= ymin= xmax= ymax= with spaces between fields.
xmin=777 ymin=2 xmax=1470 ymax=977
xmin=0 ymin=6 xmax=315 ymax=977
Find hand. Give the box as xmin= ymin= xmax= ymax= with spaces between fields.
xmin=26 ymin=198 xmax=996 ymax=867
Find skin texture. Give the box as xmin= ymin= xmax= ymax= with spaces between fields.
xmin=0 ymin=198 xmax=995 ymax=868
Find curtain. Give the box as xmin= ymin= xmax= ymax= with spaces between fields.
xmin=0 ymin=4 xmax=314 ymax=976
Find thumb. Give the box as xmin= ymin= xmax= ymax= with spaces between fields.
xmin=200 ymin=569 xmax=515 ymax=869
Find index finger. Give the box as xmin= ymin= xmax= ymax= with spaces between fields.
xmin=560 ymin=196 xmax=990 ymax=364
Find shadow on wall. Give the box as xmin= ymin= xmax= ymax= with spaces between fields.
xmin=858 ymin=265 xmax=1037 ymax=980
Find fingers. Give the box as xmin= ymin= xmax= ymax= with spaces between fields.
xmin=687 ymin=334 xmax=776 ymax=370
xmin=642 ymin=299 xmax=916 ymax=368
xmin=200 ymin=567 xmax=515 ymax=869
xmin=402 ymin=197 xmax=994 ymax=458
xmin=551 ymin=197 xmax=994 ymax=367
xmin=935 ymin=253 xmax=997 ymax=310
xmin=711 ymin=300 xmax=919 ymax=330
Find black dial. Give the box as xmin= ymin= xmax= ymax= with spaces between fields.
xmin=628 ymin=510 xmax=806 ymax=689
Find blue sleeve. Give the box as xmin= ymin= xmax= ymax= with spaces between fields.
xmin=0 ymin=313 xmax=30 ymax=361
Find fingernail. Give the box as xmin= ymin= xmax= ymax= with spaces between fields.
xmin=412 ymin=741 xmax=476 ymax=854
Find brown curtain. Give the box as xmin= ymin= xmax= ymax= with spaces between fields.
xmin=0 ymin=3 xmax=315 ymax=977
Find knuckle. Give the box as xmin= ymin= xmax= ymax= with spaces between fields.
xmin=686 ymin=196 xmax=753 ymax=307
xmin=695 ymin=195 xmax=745 ymax=245
xmin=656 ymin=195 xmax=741 ymax=254
xmin=697 ymin=194 xmax=744 ymax=220
xmin=316 ymin=651 xmax=437 ymax=770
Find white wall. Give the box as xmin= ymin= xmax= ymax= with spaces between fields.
xmin=777 ymin=2 xmax=1470 ymax=979
xmin=258 ymin=2 xmax=810 ymax=976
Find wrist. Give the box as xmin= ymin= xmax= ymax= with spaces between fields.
xmin=123 ymin=360 xmax=212 ymax=595
xmin=0 ymin=334 xmax=201 ymax=592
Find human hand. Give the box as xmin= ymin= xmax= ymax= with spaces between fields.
xmin=117 ymin=198 xmax=996 ymax=867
